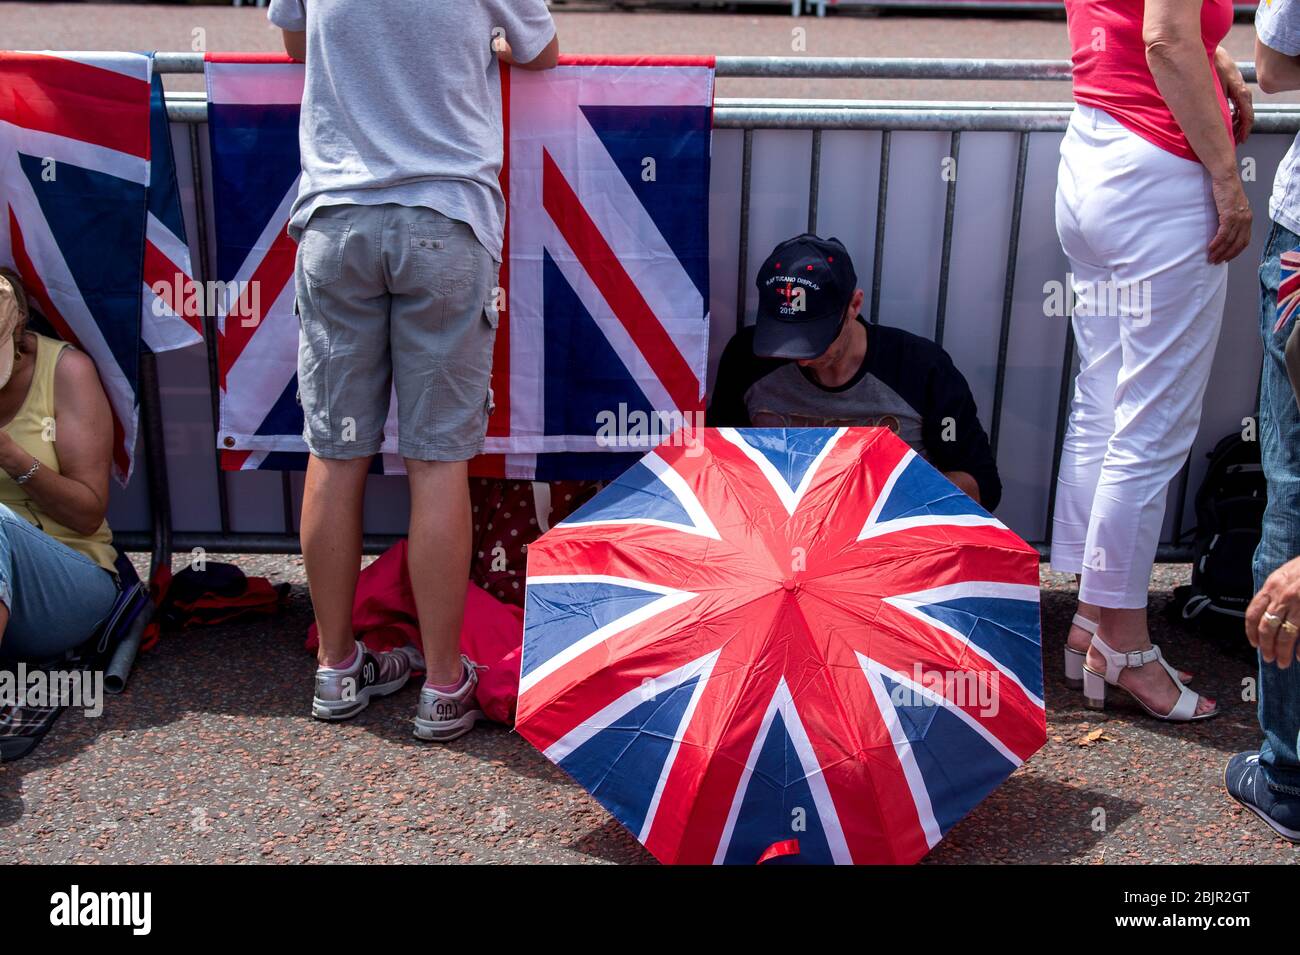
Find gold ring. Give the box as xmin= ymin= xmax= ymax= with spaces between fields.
xmin=1263 ymin=611 xmax=1299 ymax=634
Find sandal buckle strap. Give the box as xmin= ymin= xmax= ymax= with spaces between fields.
xmin=1123 ymin=647 xmax=1158 ymax=668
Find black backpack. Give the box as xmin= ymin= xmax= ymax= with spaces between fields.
xmin=1173 ymin=433 xmax=1266 ymax=635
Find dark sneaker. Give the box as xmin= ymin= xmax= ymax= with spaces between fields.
xmin=312 ymin=641 xmax=412 ymax=721
xmin=413 ymin=655 xmax=484 ymax=742
xmin=1224 ymin=751 xmax=1300 ymax=844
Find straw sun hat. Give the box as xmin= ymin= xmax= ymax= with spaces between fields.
xmin=0 ymin=268 xmax=28 ymax=390
xmin=0 ymin=268 xmax=29 ymax=389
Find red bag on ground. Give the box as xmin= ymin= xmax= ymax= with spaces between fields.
xmin=143 ymin=562 xmax=290 ymax=652
xmin=305 ymin=540 xmax=524 ymax=725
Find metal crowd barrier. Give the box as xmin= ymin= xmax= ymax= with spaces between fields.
xmin=110 ymin=56 xmax=1300 ymax=576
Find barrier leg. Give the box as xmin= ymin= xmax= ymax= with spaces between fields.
xmin=138 ymin=350 xmax=173 ymax=581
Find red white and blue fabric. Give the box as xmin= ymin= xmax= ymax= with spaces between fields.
xmin=1276 ymin=247 xmax=1300 ymax=334
xmin=517 ymin=427 xmax=1045 ymax=865
xmin=142 ymin=71 xmax=203 ymax=354
xmin=204 ymin=55 xmax=320 ymax=472
xmin=482 ymin=56 xmax=712 ymax=480
xmin=1 ymin=51 xmax=157 ymax=483
xmin=204 ymin=55 xmax=713 ymax=479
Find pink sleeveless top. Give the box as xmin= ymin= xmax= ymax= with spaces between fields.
xmin=1066 ymin=0 xmax=1233 ymax=163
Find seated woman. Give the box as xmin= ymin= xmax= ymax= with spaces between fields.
xmin=0 ymin=270 xmax=119 ymax=663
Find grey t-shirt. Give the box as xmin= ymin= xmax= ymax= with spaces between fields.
xmin=1259 ymin=0 xmax=1300 ymax=235
xmin=267 ymin=0 xmax=555 ymax=260
xmin=705 ymin=320 xmax=1004 ymax=510
xmin=740 ymin=362 xmax=926 ymax=448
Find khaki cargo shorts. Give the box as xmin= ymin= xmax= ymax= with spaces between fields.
xmin=294 ymin=203 xmax=499 ymax=461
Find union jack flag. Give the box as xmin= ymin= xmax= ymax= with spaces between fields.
xmin=204 ymin=54 xmax=317 ymax=472
xmin=518 ymin=427 xmax=1045 ymax=865
xmin=142 ymin=72 xmax=203 ymax=354
xmin=0 ymin=51 xmax=196 ymax=483
xmin=481 ymin=56 xmax=712 ymax=480
xmin=204 ymin=55 xmax=712 ymax=479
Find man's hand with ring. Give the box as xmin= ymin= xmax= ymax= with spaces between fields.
xmin=1246 ymin=555 xmax=1300 ymax=669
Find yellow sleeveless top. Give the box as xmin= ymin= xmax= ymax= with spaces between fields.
xmin=0 ymin=334 xmax=116 ymax=576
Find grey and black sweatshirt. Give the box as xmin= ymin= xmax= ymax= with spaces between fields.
xmin=705 ymin=317 xmax=1002 ymax=510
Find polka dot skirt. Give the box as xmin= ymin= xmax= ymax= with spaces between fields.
xmin=468 ymin=479 xmax=600 ymax=608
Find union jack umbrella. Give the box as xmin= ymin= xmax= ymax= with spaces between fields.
xmin=517 ymin=427 xmax=1045 ymax=864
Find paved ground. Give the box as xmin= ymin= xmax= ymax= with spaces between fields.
xmin=1 ymin=555 xmax=1294 ymax=864
xmin=7 ymin=2 xmax=1298 ymax=102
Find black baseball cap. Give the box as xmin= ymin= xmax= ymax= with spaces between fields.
xmin=752 ymin=234 xmax=858 ymax=360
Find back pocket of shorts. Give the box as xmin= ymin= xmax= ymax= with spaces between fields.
xmin=410 ymin=221 xmax=476 ymax=295
xmin=299 ymin=223 xmax=350 ymax=288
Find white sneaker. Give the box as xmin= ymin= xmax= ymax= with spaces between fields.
xmin=413 ymin=654 xmax=484 ymax=742
xmin=312 ymin=641 xmax=412 ymax=721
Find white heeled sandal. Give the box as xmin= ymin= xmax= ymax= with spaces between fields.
xmin=1081 ymin=634 xmax=1217 ymax=722
xmin=1063 ymin=613 xmax=1095 ymax=690
xmin=1064 ymin=613 xmax=1191 ymax=690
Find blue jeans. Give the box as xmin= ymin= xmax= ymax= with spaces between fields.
xmin=1254 ymin=219 xmax=1300 ymax=793
xmin=0 ymin=504 xmax=118 ymax=662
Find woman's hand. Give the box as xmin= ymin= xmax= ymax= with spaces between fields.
xmin=1208 ymin=172 xmax=1252 ymax=264
xmin=0 ymin=430 xmax=35 ymax=478
xmin=1144 ymin=2 xmax=1251 ymax=260
xmin=1246 ymin=556 xmax=1300 ymax=669
xmin=1204 ymin=48 xmax=1252 ymax=264
xmin=1214 ymin=47 xmax=1253 ymax=144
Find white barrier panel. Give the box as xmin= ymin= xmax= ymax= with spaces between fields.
xmin=106 ymin=109 xmax=1292 ymax=556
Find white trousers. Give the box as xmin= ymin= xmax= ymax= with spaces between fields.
xmin=1051 ymin=105 xmax=1228 ymax=608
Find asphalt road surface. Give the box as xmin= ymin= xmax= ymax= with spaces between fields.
xmin=6 ymin=2 xmax=1298 ymax=101
xmin=2 ymin=3 xmax=1297 ymax=865
xmin=2 ymin=554 xmax=1293 ymax=864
